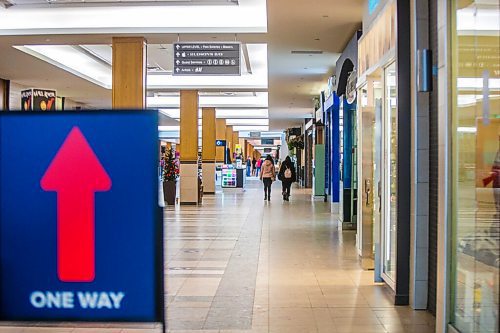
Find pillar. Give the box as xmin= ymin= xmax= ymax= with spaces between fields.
xmin=112 ymin=37 xmax=146 ymax=109
xmin=232 ymin=131 xmax=239 ymax=157
xmin=202 ymin=107 xmax=216 ymax=194
xmin=216 ymin=119 xmax=226 ymax=163
xmin=0 ymin=78 xmax=9 ymax=111
xmin=179 ymin=90 xmax=199 ymax=204
xmin=225 ymin=125 xmax=233 ymax=161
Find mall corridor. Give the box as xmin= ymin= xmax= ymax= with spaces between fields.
xmin=163 ymin=180 xmax=435 ymax=333
xmin=0 ymin=180 xmax=436 ymax=333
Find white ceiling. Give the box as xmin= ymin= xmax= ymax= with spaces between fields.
xmin=0 ymin=0 xmax=364 ymax=132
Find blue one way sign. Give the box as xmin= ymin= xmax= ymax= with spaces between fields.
xmin=0 ymin=111 xmax=163 ymax=323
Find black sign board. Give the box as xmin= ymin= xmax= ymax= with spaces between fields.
xmin=21 ymin=90 xmax=32 ymax=111
xmin=21 ymin=89 xmax=56 ymax=111
xmin=173 ymin=43 xmax=241 ymax=76
xmin=216 ymin=140 xmax=226 ymax=147
xmin=261 ymin=138 xmax=274 ymax=145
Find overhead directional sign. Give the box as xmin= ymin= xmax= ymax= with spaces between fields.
xmin=173 ymin=42 xmax=241 ymax=76
xmin=0 ymin=111 xmax=163 ymax=324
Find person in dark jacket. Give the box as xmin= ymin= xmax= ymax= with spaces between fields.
xmin=278 ymin=156 xmax=296 ymax=201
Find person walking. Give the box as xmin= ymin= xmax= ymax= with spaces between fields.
xmin=255 ymin=157 xmax=262 ymax=177
xmin=278 ymin=156 xmax=296 ymax=201
xmin=246 ymin=156 xmax=252 ymax=177
xmin=260 ymin=155 xmax=276 ymax=201
xmin=252 ymin=157 xmax=257 ymax=176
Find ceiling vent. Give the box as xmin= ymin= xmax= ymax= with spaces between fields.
xmin=291 ymin=50 xmax=323 ymax=55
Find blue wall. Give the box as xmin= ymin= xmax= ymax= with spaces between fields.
xmin=328 ymin=93 xmax=340 ymax=203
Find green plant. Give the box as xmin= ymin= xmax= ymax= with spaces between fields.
xmin=288 ymin=136 xmax=304 ymax=150
xmin=162 ymin=148 xmax=180 ymax=182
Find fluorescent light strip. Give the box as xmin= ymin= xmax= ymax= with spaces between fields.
xmin=149 ymin=93 xmax=268 ymax=108
xmin=14 ymin=45 xmax=112 ymax=89
xmin=457 ymin=127 xmax=477 ymax=133
xmin=0 ymin=1 xmax=268 ymax=35
xmin=226 ymin=119 xmax=269 ymax=126
xmin=159 ymin=108 xmax=269 ymax=119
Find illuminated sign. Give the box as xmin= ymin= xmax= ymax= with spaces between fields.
xmin=0 ymin=111 xmax=163 ymax=324
xmin=368 ymin=0 xmax=379 ymax=14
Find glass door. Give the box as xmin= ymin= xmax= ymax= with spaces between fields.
xmin=381 ymin=61 xmax=398 ymax=288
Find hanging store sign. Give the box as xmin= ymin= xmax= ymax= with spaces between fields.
xmin=173 ymin=42 xmax=241 ymax=76
xmin=346 ymin=70 xmax=357 ymax=104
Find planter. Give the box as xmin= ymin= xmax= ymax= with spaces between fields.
xmin=163 ymin=180 xmax=177 ymax=205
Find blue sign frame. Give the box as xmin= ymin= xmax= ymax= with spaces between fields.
xmin=0 ymin=111 xmax=164 ymax=327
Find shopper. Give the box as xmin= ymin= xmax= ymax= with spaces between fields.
xmin=278 ymin=156 xmax=296 ymax=201
xmin=255 ymin=157 xmax=262 ymax=177
xmin=246 ymin=156 xmax=251 ymax=177
xmin=260 ymin=155 xmax=276 ymax=201
xmin=252 ymin=157 xmax=257 ymax=176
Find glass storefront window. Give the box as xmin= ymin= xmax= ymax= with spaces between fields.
xmin=451 ymin=1 xmax=499 ymax=332
xmin=382 ymin=62 xmax=398 ymax=284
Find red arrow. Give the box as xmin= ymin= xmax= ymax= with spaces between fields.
xmin=41 ymin=126 xmax=111 ymax=282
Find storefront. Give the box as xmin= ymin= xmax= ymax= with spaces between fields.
xmin=323 ymin=31 xmax=361 ymax=221
xmin=436 ymin=1 xmax=499 ymax=332
xmin=356 ymin=0 xmax=412 ymax=304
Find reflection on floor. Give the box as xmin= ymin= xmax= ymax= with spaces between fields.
xmin=0 ymin=180 xmax=436 ymax=333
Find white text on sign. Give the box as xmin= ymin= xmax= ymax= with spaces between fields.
xmin=30 ymin=291 xmax=125 ymax=309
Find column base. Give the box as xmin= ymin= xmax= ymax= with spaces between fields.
xmin=202 ymin=161 xmax=216 ymax=194
xmin=180 ymin=161 xmax=199 ymax=205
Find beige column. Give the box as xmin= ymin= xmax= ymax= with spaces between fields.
xmin=226 ymin=125 xmax=234 ymax=160
xmin=112 ymin=37 xmax=146 ymax=109
xmin=232 ymin=131 xmax=239 ymax=157
xmin=216 ymin=119 xmax=226 ymax=163
xmin=179 ymin=90 xmax=199 ymax=204
xmin=239 ymin=138 xmax=246 ymax=158
xmin=202 ymin=108 xmax=216 ymax=194
xmin=0 ymin=78 xmax=9 ymax=110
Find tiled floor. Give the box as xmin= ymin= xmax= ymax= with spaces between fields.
xmin=0 ymin=179 xmax=436 ymax=333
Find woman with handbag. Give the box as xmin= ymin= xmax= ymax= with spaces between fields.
xmin=260 ymin=155 xmax=276 ymax=201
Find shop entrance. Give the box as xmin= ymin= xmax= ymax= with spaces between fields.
xmin=356 ymin=60 xmax=398 ymax=290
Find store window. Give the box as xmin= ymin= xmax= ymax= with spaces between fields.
xmin=450 ymin=1 xmax=499 ymax=332
xmin=382 ymin=62 xmax=397 ymax=285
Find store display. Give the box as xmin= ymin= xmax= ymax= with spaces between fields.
xmin=221 ymin=165 xmax=237 ymax=188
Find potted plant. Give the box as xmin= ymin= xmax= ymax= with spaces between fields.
xmin=162 ymin=147 xmax=179 ymax=205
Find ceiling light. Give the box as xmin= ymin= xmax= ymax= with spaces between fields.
xmin=14 ymin=45 xmax=112 ymax=89
xmin=291 ymin=50 xmax=323 ymax=55
xmin=225 ymin=118 xmax=269 ymax=126
xmin=0 ymin=0 xmax=268 ymax=35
